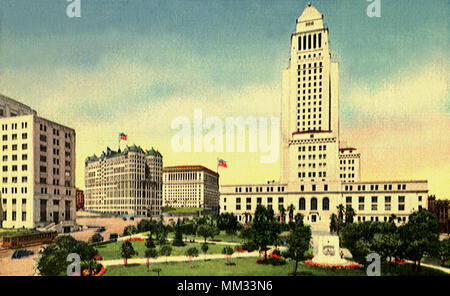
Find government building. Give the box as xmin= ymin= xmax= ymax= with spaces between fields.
xmin=0 ymin=94 xmax=77 ymax=232
xmin=84 ymin=145 xmax=163 ymax=217
xmin=219 ymin=3 xmax=428 ymax=229
xmin=163 ymin=165 xmax=220 ymax=215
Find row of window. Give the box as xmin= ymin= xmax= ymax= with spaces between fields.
xmin=298 ymin=33 xmax=323 ymax=51
xmin=2 ymin=143 xmax=28 ymax=151
xmin=1 ymin=122 xmax=27 ymax=131
xmin=1 ymin=133 xmax=27 ymax=141
xmin=235 ymin=186 xmax=286 ymax=193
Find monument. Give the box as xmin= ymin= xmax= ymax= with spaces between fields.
xmin=312 ymin=235 xmax=348 ymax=265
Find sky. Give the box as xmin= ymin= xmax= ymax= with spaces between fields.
xmin=0 ymin=0 xmax=448 ymax=197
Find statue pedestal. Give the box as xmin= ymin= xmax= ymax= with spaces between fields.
xmin=312 ymin=235 xmax=348 ymax=265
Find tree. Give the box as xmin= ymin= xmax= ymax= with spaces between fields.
xmin=345 ymin=205 xmax=356 ymax=224
xmin=145 ymin=248 xmax=158 ymax=271
xmin=341 ymin=222 xmax=373 ymax=266
xmin=371 ymin=232 xmax=401 ymax=268
xmin=37 ymin=236 xmax=98 ymax=276
xmin=185 ymin=247 xmax=199 ymax=268
xmin=137 ymin=219 xmax=154 ymax=233
xmin=172 ymin=219 xmax=185 ymax=246
xmin=217 ymin=213 xmax=240 ymax=235
xmin=294 ymin=213 xmax=304 ymax=225
xmin=222 ymin=246 xmax=235 ymax=264
xmin=435 ymin=238 xmax=450 ymax=266
xmin=279 ymin=206 xmax=286 ymax=224
xmin=329 ymin=213 xmax=338 ymax=233
xmin=336 ymin=204 xmax=345 ymax=234
xmin=399 ymin=209 xmax=439 ymax=272
xmin=196 ymin=224 xmax=220 ymax=244
xmin=201 ymin=243 xmax=209 ymax=260
xmin=159 ymin=245 xmax=172 ymax=264
xmin=250 ymin=205 xmax=282 ymax=261
xmin=145 ymin=234 xmax=156 ymax=249
xmin=287 ymin=204 xmax=295 ymax=223
xmin=122 ymin=225 xmax=138 ymax=237
xmin=120 ymin=241 xmax=137 ymax=266
xmin=284 ymin=223 xmax=312 ymax=275
xmin=89 ymin=233 xmax=104 ymax=244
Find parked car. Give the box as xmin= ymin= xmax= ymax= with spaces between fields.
xmin=95 ymin=227 xmax=106 ymax=233
xmin=129 ymin=216 xmax=134 ymax=221
xmin=11 ymin=249 xmax=34 ymax=259
xmin=109 ymin=233 xmax=118 ymax=242
xmin=122 ymin=217 xmax=127 ymax=221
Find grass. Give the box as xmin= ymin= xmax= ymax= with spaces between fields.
xmin=422 ymin=256 xmax=450 ymax=268
xmin=0 ymin=228 xmax=39 ymax=237
xmin=96 ymin=240 xmax=233 ymax=260
xmin=103 ymin=257 xmax=450 ymax=276
xmin=161 ymin=207 xmax=202 ymax=214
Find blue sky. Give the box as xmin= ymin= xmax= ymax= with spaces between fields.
xmin=0 ymin=0 xmax=448 ymax=196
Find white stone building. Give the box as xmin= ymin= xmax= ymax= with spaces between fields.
xmin=84 ymin=145 xmax=163 ymax=217
xmin=163 ymin=165 xmax=220 ymax=215
xmin=0 ymin=95 xmax=77 ymax=232
xmin=220 ymin=3 xmax=428 ymax=229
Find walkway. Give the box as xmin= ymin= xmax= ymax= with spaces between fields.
xmin=100 ymin=250 xmax=261 ymax=267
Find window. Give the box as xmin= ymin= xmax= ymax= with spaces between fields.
xmin=310 ymin=198 xmax=317 ymax=211
xmin=299 ymin=198 xmax=306 ymax=210
xmin=322 ymin=197 xmax=329 ymax=211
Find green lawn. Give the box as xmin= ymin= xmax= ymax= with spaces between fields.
xmin=96 ymin=240 xmax=233 ymax=260
xmin=103 ymin=258 xmax=449 ymax=276
xmin=161 ymin=207 xmax=202 ymax=214
xmin=0 ymin=228 xmax=39 ymax=237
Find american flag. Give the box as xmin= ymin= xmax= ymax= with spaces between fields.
xmin=119 ymin=133 xmax=127 ymax=141
xmin=218 ymin=159 xmax=227 ymax=168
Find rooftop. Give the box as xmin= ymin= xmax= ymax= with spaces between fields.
xmin=85 ymin=144 xmax=162 ymax=165
xmin=163 ymin=165 xmax=219 ymax=177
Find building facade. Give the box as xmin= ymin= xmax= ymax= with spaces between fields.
xmin=428 ymin=195 xmax=450 ymax=234
xmin=84 ymin=145 xmax=163 ymax=217
xmin=163 ymin=165 xmax=220 ymax=215
xmin=220 ymin=3 xmax=428 ymax=229
xmin=0 ymin=95 xmax=77 ymax=232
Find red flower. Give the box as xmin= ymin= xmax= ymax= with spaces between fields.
xmin=93 ymin=254 xmax=103 ymax=261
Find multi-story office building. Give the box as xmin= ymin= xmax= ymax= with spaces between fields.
xmin=0 ymin=95 xmax=77 ymax=232
xmin=84 ymin=145 xmax=163 ymax=217
xmin=163 ymin=165 xmax=220 ymax=214
xmin=220 ymin=3 xmax=428 ymax=229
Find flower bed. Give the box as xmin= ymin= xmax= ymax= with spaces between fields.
xmin=125 ymin=237 xmax=146 ymax=242
xmin=92 ymin=265 xmax=106 ymax=276
xmin=393 ymin=258 xmax=405 ymax=265
xmin=234 ymin=247 xmax=245 ymax=253
xmin=304 ymin=261 xmax=360 ymax=269
xmin=94 ymin=254 xmax=103 ymax=261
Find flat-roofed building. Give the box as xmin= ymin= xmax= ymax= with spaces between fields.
xmin=84 ymin=145 xmax=163 ymax=217
xmin=0 ymin=95 xmax=76 ymax=232
xmin=163 ymin=165 xmax=219 ymax=215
